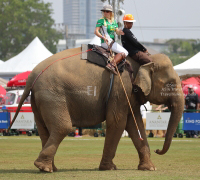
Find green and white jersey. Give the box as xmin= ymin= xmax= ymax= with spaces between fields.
xmin=96 ymin=18 xmax=118 ymax=44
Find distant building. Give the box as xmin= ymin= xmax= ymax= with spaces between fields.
xmin=143 ymin=40 xmax=169 ymax=54
xmin=63 ymin=0 xmax=103 ymax=49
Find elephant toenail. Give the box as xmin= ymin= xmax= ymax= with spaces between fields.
xmin=150 ymin=167 xmax=154 ymax=171
xmin=44 ymin=167 xmax=50 ymax=172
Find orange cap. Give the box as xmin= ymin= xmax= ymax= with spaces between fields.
xmin=123 ymin=14 xmax=136 ymax=22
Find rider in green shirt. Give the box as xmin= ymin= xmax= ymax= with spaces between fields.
xmin=96 ymin=18 xmax=118 ymax=44
xmin=94 ymin=5 xmax=128 ymax=75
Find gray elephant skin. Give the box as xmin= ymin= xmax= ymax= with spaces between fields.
xmin=10 ymin=47 xmax=184 ymax=172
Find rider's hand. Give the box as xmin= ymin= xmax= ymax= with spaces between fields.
xmin=103 ymin=36 xmax=108 ymax=44
xmin=118 ymin=29 xmax=124 ymax=35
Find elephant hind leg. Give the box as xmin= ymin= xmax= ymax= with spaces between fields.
xmin=34 ymin=103 xmax=72 ymax=173
xmin=32 ymin=97 xmax=58 ymax=172
xmin=34 ymin=117 xmax=59 ymax=172
xmin=34 ymin=126 xmax=71 ymax=172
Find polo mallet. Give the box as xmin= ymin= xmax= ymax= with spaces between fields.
xmin=114 ymin=60 xmax=144 ymax=141
xmin=102 ymin=28 xmax=143 ymax=141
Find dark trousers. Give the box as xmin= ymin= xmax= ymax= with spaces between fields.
xmin=185 ymin=110 xmax=198 ymax=137
xmin=131 ymin=51 xmax=152 ymax=65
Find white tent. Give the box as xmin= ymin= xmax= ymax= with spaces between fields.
xmin=174 ymin=52 xmax=200 ymax=78
xmin=0 ymin=60 xmax=4 ymax=64
xmin=0 ymin=37 xmax=53 ymax=79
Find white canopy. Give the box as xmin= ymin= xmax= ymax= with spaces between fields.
xmin=174 ymin=52 xmax=200 ymax=77
xmin=0 ymin=37 xmax=53 ymax=74
xmin=0 ymin=60 xmax=4 ymax=64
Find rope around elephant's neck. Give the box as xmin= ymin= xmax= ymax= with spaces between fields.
xmin=31 ymin=49 xmax=92 ymax=89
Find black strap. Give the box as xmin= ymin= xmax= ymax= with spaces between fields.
xmin=143 ymin=104 xmax=147 ymax=111
xmin=106 ymin=73 xmax=114 ymax=106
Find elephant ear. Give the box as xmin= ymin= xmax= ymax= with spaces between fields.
xmin=133 ymin=62 xmax=154 ymax=96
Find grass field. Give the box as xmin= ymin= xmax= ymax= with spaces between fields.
xmin=0 ymin=136 xmax=200 ymax=180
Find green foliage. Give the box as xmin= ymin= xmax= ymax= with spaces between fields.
xmin=164 ymin=39 xmax=200 ymax=66
xmin=192 ymin=39 xmax=200 ymax=54
xmin=168 ymin=54 xmax=189 ymax=66
xmin=0 ymin=0 xmax=62 ymax=60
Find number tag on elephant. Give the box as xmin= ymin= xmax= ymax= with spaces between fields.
xmin=87 ymin=86 xmax=96 ymax=96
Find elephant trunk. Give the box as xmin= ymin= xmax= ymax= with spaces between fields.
xmin=155 ymin=95 xmax=184 ymax=155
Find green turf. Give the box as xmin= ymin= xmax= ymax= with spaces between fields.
xmin=0 ymin=136 xmax=200 ymax=180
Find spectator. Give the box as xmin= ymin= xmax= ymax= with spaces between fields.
xmin=185 ymin=85 xmax=199 ymax=112
xmin=185 ymin=85 xmax=199 ymax=137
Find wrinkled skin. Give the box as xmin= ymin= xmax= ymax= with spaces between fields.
xmin=12 ymin=48 xmax=184 ymax=172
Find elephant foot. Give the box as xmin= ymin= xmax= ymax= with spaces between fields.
xmin=138 ymin=161 xmax=157 ymax=171
xmin=99 ymin=161 xmax=117 ymax=170
xmin=34 ymin=160 xmax=53 ymax=173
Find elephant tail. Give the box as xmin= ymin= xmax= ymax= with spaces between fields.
xmin=7 ymin=86 xmax=32 ymax=132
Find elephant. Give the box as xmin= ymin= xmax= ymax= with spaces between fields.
xmin=10 ymin=47 xmax=184 ymax=172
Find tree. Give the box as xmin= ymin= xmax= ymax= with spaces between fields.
xmin=0 ymin=0 xmax=62 ymax=60
xmin=192 ymin=39 xmax=200 ymax=54
xmin=163 ymin=39 xmax=200 ymax=66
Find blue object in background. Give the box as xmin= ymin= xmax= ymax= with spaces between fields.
xmin=183 ymin=113 xmax=200 ymax=130
xmin=0 ymin=112 xmax=10 ymax=129
xmin=2 ymin=106 xmax=7 ymax=110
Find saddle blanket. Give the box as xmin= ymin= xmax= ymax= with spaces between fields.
xmin=81 ymin=44 xmax=125 ymax=72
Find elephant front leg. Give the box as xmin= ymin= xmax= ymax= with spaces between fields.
xmin=99 ymin=111 xmax=127 ymax=170
xmin=125 ymin=105 xmax=156 ymax=171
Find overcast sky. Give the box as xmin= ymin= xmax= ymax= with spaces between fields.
xmin=43 ymin=0 xmax=200 ymax=42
